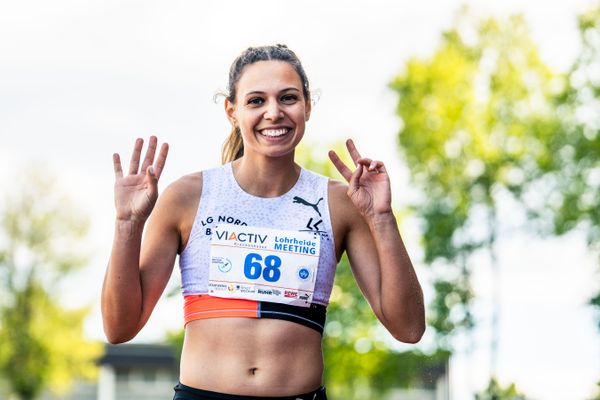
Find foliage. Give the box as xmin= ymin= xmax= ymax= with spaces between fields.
xmin=0 ymin=168 xmax=101 ymax=399
xmin=538 ymin=6 xmax=600 ymax=241
xmin=323 ymin=254 xmax=449 ymax=400
xmin=391 ymin=4 xmax=600 ymax=394
xmin=390 ymin=9 xmax=562 ymax=350
xmin=164 ymin=329 xmax=185 ymax=361
xmin=593 ymin=290 xmax=600 ymax=332
xmin=475 ymin=377 xmax=528 ymax=400
xmin=299 ymin=143 xmax=448 ymax=399
xmin=540 ymin=6 xmax=600 ymax=332
xmin=591 ymin=381 xmax=600 ymax=400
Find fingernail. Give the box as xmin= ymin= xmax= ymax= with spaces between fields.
xmin=149 ymin=166 xmax=154 ymax=175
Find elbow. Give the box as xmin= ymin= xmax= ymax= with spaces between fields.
xmin=103 ymin=320 xmax=138 ymax=344
xmin=391 ymin=324 xmax=425 ymax=344
xmin=105 ymin=334 xmax=130 ymax=345
xmin=104 ymin=329 xmax=136 ymax=345
xmin=380 ymin=305 xmax=426 ymax=344
xmin=394 ymin=326 xmax=425 ymax=344
xmin=101 ymin=305 xmax=142 ymax=344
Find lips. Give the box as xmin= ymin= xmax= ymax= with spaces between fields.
xmin=258 ymin=128 xmax=291 ymax=137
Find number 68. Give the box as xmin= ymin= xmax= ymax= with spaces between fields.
xmin=244 ymin=253 xmax=282 ymax=283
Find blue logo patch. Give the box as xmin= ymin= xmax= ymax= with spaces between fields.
xmin=218 ymin=259 xmax=233 ymax=273
xmin=297 ymin=267 xmax=311 ymax=281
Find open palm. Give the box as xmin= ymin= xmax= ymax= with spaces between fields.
xmin=113 ymin=136 xmax=169 ymax=222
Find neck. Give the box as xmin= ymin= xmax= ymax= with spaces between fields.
xmin=232 ymin=153 xmax=300 ymax=198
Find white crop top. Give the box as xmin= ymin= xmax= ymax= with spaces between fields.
xmin=179 ymin=163 xmax=338 ymax=307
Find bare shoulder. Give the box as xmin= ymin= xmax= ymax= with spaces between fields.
xmin=157 ymin=172 xmax=204 ymax=252
xmin=328 ymin=179 xmax=364 ymax=255
xmin=152 ymin=172 xmax=203 ymax=232
xmin=160 ymin=172 xmax=203 ymax=207
xmin=328 ymin=179 xmax=359 ymax=219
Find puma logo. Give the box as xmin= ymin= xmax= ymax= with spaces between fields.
xmin=293 ymin=196 xmax=323 ymax=217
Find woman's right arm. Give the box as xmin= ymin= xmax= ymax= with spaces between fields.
xmin=101 ymin=136 xmax=175 ymax=344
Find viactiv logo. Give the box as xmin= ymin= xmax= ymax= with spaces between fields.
xmin=215 ymin=229 xmax=267 ymax=244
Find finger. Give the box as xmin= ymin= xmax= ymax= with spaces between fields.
xmin=368 ymin=159 xmax=383 ymax=172
xmin=357 ymin=157 xmax=386 ymax=174
xmin=113 ymin=153 xmax=123 ymax=179
xmin=146 ymin=165 xmax=159 ymax=200
xmin=348 ymin=165 xmax=364 ymax=194
xmin=356 ymin=157 xmax=373 ymax=167
xmin=140 ymin=136 xmax=158 ymax=175
xmin=128 ymin=138 xmax=144 ymax=175
xmin=328 ymin=150 xmax=353 ymax=182
xmin=346 ymin=139 xmax=363 ymax=166
xmin=153 ymin=143 xmax=169 ymax=179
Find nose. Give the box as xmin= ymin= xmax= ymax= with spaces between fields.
xmin=264 ymin=102 xmax=283 ymax=121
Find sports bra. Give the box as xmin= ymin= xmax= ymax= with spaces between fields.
xmin=178 ymin=163 xmax=337 ymax=333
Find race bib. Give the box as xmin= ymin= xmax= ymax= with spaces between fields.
xmin=208 ymin=224 xmax=321 ymax=307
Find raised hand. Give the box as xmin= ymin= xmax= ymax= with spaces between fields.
xmin=113 ymin=136 xmax=169 ymax=222
xmin=328 ymin=139 xmax=392 ymax=219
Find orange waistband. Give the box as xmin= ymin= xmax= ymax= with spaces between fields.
xmin=183 ymin=294 xmax=327 ymax=333
xmin=183 ymin=294 xmax=258 ymax=325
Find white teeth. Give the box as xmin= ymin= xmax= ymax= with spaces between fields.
xmin=260 ymin=128 xmax=289 ymax=137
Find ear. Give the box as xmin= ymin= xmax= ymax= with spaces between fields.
xmin=304 ymin=96 xmax=312 ymax=122
xmin=224 ymin=98 xmax=237 ymax=127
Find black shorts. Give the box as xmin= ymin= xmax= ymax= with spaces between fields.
xmin=173 ymin=382 xmax=327 ymax=400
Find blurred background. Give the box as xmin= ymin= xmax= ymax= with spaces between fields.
xmin=1 ymin=0 xmax=599 ymax=399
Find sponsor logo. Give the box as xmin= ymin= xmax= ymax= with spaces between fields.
xmin=257 ymin=288 xmax=282 ymax=296
xmin=297 ymin=267 xmax=311 ymax=281
xmin=216 ymin=258 xmax=233 ymax=273
xmin=210 ymin=283 xmax=227 ymax=290
xmin=284 ymin=290 xmax=298 ymax=298
xmin=239 ymin=285 xmax=256 ymax=294
xmin=299 ymin=293 xmax=311 ymax=302
xmin=227 ymin=284 xmax=236 ymax=292
xmin=209 ymin=282 xmax=228 ymax=293
xmin=293 ymin=196 xmax=323 ymax=217
xmin=215 ymin=230 xmax=267 ymax=244
xmin=305 ymin=217 xmax=323 ymax=232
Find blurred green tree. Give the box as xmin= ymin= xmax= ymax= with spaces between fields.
xmin=298 ymin=143 xmax=448 ymax=399
xmin=542 ymin=6 xmax=600 ymax=330
xmin=542 ymin=7 xmax=600 ymax=395
xmin=542 ymin=6 xmax=600 ymax=241
xmin=390 ymin=6 xmax=561 ymax=382
xmin=0 ymin=168 xmax=101 ymax=399
xmin=474 ymin=377 xmax=528 ymax=400
xmin=592 ymin=381 xmax=600 ymax=400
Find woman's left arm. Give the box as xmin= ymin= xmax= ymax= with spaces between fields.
xmin=329 ymin=139 xmax=425 ymax=343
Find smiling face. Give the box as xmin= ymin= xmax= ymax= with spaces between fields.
xmin=225 ymin=60 xmax=311 ymax=159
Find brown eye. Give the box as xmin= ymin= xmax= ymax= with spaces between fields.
xmin=248 ymin=97 xmax=264 ymax=106
xmin=281 ymin=94 xmax=298 ymax=103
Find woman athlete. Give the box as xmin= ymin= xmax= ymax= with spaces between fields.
xmin=101 ymin=44 xmax=425 ymax=400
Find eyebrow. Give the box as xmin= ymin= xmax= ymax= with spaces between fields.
xmin=244 ymin=87 xmax=301 ymax=97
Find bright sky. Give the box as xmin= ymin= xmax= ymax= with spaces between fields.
xmin=1 ymin=0 xmax=599 ymax=399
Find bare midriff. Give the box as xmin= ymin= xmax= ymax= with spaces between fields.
xmin=179 ymin=317 xmax=324 ymax=397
